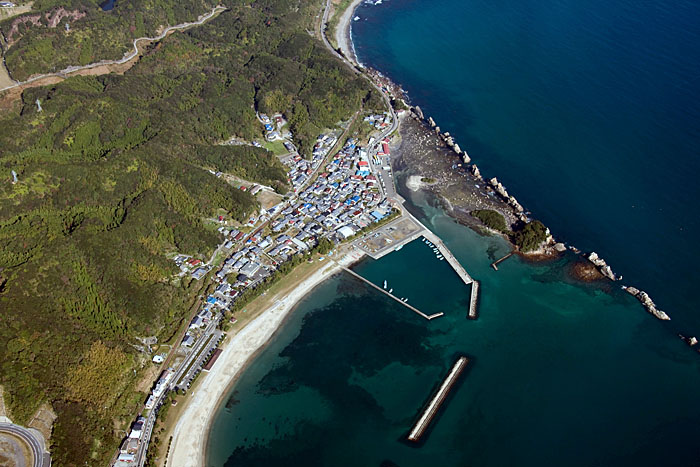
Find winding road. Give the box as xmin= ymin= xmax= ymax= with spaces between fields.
xmin=0 ymin=422 xmax=50 ymax=467
xmin=0 ymin=5 xmax=227 ymax=93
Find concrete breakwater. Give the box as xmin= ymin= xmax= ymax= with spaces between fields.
xmin=468 ymin=281 xmax=479 ymax=319
xmin=407 ymin=356 xmax=470 ymax=442
xmin=422 ymin=230 xmax=473 ymax=286
xmin=341 ymin=266 xmax=444 ymax=320
xmin=411 ymin=107 xmax=677 ymax=324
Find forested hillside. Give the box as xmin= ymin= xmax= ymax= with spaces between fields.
xmin=1 ymin=0 xmax=219 ymax=80
xmin=0 ymin=0 xmax=381 ymax=464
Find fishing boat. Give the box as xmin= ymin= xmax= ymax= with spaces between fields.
xmin=388 ymin=288 xmax=393 ymax=293
xmin=353 ymin=15 xmax=360 ymax=21
xmin=383 ymin=280 xmax=387 ymax=289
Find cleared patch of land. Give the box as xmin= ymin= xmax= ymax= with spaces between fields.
xmin=0 ymin=59 xmax=15 ymax=89
xmin=0 ymin=2 xmax=32 ymax=20
xmin=256 ymin=189 xmax=283 ymax=211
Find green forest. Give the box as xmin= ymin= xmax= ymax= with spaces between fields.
xmin=0 ymin=0 xmax=381 ymax=464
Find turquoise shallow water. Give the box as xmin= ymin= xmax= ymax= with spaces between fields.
xmin=206 ymin=1 xmax=700 ymax=464
xmin=207 ymin=180 xmax=700 ymax=466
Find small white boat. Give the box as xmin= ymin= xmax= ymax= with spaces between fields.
xmin=388 ymin=288 xmax=393 ymax=293
xmin=353 ymin=15 xmax=360 ymax=21
xmin=383 ymin=280 xmax=387 ymax=289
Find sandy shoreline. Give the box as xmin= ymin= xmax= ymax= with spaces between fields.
xmin=168 ymin=250 xmax=364 ymax=467
xmin=335 ymin=0 xmax=364 ymax=66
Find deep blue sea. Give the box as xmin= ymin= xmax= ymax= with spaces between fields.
xmin=352 ymin=0 xmax=700 ymax=333
xmin=206 ymin=1 xmax=700 ymax=465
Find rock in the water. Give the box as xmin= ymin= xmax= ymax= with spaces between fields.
xmin=554 ymin=242 xmax=567 ymax=252
xmin=428 ymin=116 xmax=436 ymax=128
xmin=414 ymin=106 xmax=424 ymax=120
xmin=622 ymin=286 xmax=671 ymax=320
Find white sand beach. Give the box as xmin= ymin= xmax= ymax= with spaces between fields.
xmin=168 ymin=250 xmax=364 ymax=467
xmin=335 ymin=0 xmax=364 ymax=66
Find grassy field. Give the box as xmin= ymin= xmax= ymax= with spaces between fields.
xmin=262 ymin=139 xmax=289 ymax=156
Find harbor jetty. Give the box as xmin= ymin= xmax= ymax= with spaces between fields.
xmin=341 ymin=266 xmax=444 ymax=320
xmin=468 ymin=281 xmax=479 ymax=319
xmin=407 ymin=356 xmax=470 ymax=442
xmin=491 ymin=252 xmax=513 ymax=271
xmin=422 ymin=230 xmax=473 ymax=285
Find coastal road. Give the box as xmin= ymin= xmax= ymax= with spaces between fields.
xmin=0 ymin=423 xmax=50 ymax=467
xmin=133 ymin=317 xmax=220 ymax=467
xmin=320 ymin=0 xmax=401 ymax=200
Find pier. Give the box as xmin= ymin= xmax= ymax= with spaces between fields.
xmin=341 ymin=266 xmax=444 ymax=320
xmin=468 ymin=280 xmax=479 ymax=319
xmin=491 ymin=252 xmax=513 ymax=271
xmin=422 ymin=231 xmax=473 ymax=285
xmin=407 ymin=356 xmax=470 ymax=442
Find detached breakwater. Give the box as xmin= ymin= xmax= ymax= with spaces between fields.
xmin=407 ymin=356 xmax=469 ymax=442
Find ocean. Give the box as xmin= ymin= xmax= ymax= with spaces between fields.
xmin=206 ymin=0 xmax=700 ymax=465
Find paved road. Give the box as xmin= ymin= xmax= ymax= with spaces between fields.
xmin=0 ymin=6 xmax=226 ymax=93
xmin=0 ymin=423 xmax=50 ymax=467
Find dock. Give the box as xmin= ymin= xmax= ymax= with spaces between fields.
xmin=491 ymin=252 xmax=513 ymax=271
xmin=407 ymin=356 xmax=470 ymax=442
xmin=467 ymin=280 xmax=479 ymax=319
xmin=341 ymin=266 xmax=444 ymax=320
xmin=422 ymin=230 xmax=473 ymax=285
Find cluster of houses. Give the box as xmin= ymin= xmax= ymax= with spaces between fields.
xmin=115 ymin=364 xmax=173 ymax=465
xmin=114 ymin=416 xmax=144 ymax=464
xmin=364 ymin=112 xmax=393 ymax=130
xmin=259 ymin=113 xmax=292 ymax=142
xmin=285 ymin=133 xmax=337 ymax=191
xmin=116 ymin=119 xmax=397 ymax=466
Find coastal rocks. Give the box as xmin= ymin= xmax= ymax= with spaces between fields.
xmin=509 ymin=196 xmax=524 ymax=212
xmin=428 ymin=117 xmax=436 ymax=128
xmin=488 ymin=177 xmax=527 ymax=214
xmin=554 ymin=242 xmax=567 ymax=252
xmin=623 ymin=286 xmax=671 ymax=321
xmin=471 ymin=164 xmax=482 ymax=179
xmin=405 ymin=175 xmax=426 ymax=192
xmin=587 ymin=252 xmax=619 ymax=281
xmin=570 ymin=261 xmax=604 ymax=282
xmin=414 ymin=106 xmax=424 ymax=120
xmin=489 ymin=177 xmax=509 ymax=198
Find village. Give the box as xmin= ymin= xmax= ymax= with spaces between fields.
xmin=113 ymin=110 xmax=397 ymax=466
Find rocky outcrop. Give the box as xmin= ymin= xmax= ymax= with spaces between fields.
xmin=623 ymin=286 xmax=671 ymax=320
xmin=414 ymin=106 xmax=424 ymax=120
xmin=428 ymin=117 xmax=436 ymax=128
xmin=471 ymin=164 xmax=482 ymax=179
xmin=5 ymin=8 xmax=86 ymax=46
xmin=587 ymin=252 xmax=620 ymax=281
